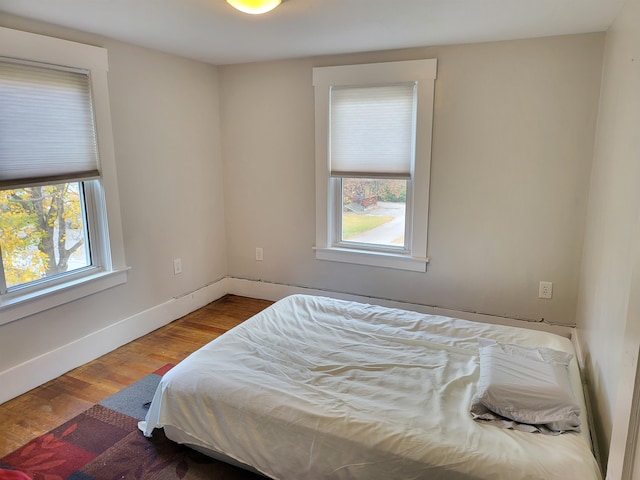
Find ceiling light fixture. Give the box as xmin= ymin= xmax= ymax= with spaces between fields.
xmin=226 ymin=0 xmax=282 ymax=14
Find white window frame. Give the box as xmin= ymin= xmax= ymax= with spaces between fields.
xmin=0 ymin=27 xmax=128 ymax=325
xmin=313 ymin=59 xmax=437 ymax=272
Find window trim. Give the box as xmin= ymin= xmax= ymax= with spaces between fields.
xmin=0 ymin=27 xmax=128 ymax=325
xmin=312 ymin=59 xmax=437 ymax=272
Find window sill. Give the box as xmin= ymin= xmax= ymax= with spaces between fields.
xmin=0 ymin=268 xmax=129 ymax=326
xmin=314 ymin=247 xmax=429 ymax=272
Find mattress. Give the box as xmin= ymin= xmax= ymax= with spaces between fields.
xmin=139 ymin=294 xmax=602 ymax=480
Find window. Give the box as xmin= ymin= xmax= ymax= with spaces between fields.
xmin=0 ymin=27 xmax=127 ymax=324
xmin=313 ymin=59 xmax=437 ymax=272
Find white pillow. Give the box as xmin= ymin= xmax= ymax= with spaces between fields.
xmin=470 ymin=338 xmax=581 ymax=434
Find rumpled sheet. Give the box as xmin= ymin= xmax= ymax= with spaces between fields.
xmin=139 ymin=294 xmax=601 ymax=480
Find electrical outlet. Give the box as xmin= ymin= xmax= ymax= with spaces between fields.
xmin=173 ymin=258 xmax=182 ymax=275
xmin=538 ymin=281 xmax=552 ymax=299
xmin=255 ymin=247 xmax=264 ymax=261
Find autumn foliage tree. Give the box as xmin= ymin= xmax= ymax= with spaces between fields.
xmin=0 ymin=183 xmax=85 ymax=287
xmin=342 ymin=178 xmax=406 ymax=207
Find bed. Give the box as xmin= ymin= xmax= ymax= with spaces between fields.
xmin=139 ymin=294 xmax=602 ymax=479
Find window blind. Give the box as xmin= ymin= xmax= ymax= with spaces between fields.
xmin=0 ymin=60 xmax=99 ymax=189
xmin=330 ymin=83 xmax=416 ymax=179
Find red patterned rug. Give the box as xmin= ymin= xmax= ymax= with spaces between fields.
xmin=0 ymin=365 xmax=264 ymax=480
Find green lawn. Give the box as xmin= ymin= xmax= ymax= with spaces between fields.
xmin=342 ymin=214 xmax=393 ymax=239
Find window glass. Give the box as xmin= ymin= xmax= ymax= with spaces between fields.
xmin=0 ymin=181 xmax=91 ymax=290
xmin=339 ymin=178 xmax=407 ymax=249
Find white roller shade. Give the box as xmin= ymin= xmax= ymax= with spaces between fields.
xmin=330 ymin=83 xmax=416 ymax=178
xmin=0 ymin=60 xmax=99 ymax=188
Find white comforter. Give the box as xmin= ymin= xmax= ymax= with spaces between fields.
xmin=140 ymin=294 xmax=601 ymax=480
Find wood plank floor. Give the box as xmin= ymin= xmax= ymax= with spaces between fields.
xmin=0 ymin=294 xmax=273 ymax=458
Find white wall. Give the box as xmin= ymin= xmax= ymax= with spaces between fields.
xmin=576 ymin=0 xmax=640 ymax=471
xmin=0 ymin=16 xmax=227 ymax=395
xmin=220 ymin=34 xmax=604 ymax=327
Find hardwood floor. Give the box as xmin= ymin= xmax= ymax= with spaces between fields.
xmin=0 ymin=294 xmax=273 ymax=458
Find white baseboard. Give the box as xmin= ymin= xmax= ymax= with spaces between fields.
xmin=0 ymin=278 xmax=228 ymax=405
xmin=570 ymin=329 xmax=604 ymax=475
xmin=1 ymin=276 xmax=572 ymax=405
xmin=226 ymin=277 xmax=573 ymax=337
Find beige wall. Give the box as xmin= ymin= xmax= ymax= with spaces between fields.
xmin=576 ymin=0 xmax=640 ymax=470
xmin=220 ymin=34 xmax=604 ymax=326
xmin=0 ymin=16 xmax=227 ymax=374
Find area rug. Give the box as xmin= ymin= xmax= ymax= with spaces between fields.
xmin=0 ymin=365 xmax=264 ymax=480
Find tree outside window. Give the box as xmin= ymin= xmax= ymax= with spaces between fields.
xmin=0 ymin=182 xmax=90 ymax=289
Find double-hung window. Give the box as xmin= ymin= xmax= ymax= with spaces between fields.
xmin=313 ymin=59 xmax=437 ymax=272
xmin=0 ymin=27 xmax=127 ymax=324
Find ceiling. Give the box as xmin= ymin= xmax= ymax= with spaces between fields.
xmin=0 ymin=0 xmax=626 ymax=65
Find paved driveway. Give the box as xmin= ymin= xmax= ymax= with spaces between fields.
xmin=346 ymin=201 xmax=405 ymax=246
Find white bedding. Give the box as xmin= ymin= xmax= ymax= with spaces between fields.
xmin=140 ymin=294 xmax=601 ymax=480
